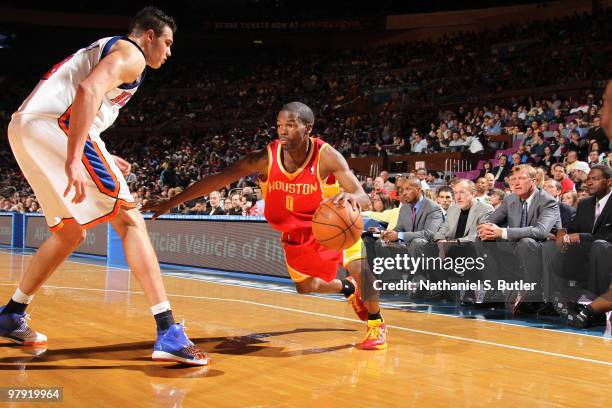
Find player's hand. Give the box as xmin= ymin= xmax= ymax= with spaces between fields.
xmin=141 ymin=198 xmax=173 ymax=219
xmin=63 ymin=160 xmax=88 ymax=204
xmin=112 ymin=155 xmax=131 ymax=177
xmin=325 ymin=192 xmax=359 ymax=211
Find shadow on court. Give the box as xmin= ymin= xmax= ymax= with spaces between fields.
xmin=0 ymin=327 xmax=357 ymax=377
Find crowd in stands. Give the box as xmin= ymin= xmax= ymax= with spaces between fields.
xmin=1 ymin=10 xmax=610 ymax=222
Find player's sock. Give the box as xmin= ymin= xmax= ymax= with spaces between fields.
xmin=1 ymin=288 xmax=33 ymax=315
xmin=367 ymin=311 xmax=383 ymax=322
xmin=152 ymin=301 xmax=175 ymax=332
xmin=339 ymin=278 xmax=355 ymax=298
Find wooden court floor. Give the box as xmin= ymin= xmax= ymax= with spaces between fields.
xmin=0 ymin=251 xmax=610 ymax=407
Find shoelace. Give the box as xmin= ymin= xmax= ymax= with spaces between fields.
xmin=366 ymin=325 xmax=381 ymax=340
xmin=15 ymin=314 xmax=35 ymax=338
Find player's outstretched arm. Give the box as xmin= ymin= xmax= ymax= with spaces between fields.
xmin=142 ymin=148 xmax=269 ymax=218
xmin=65 ymin=44 xmax=145 ymax=204
xmin=319 ymin=145 xmax=370 ymax=210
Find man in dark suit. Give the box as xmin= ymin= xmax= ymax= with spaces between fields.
xmin=478 ymin=164 xmax=560 ymax=314
xmin=543 ymin=178 xmax=576 ymax=229
xmin=491 ymin=154 xmax=511 ymax=183
xmin=546 ymin=165 xmax=612 ymax=327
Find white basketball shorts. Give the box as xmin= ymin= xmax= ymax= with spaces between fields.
xmin=8 ymin=113 xmax=134 ymax=231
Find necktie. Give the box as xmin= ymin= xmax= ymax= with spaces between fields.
xmin=411 ymin=206 xmax=417 ymax=231
xmin=594 ymin=201 xmax=602 ymax=230
xmin=520 ymin=200 xmax=528 ymax=228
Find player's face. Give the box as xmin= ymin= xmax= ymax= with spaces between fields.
xmin=276 ymin=111 xmax=311 ymax=151
xmin=145 ymin=26 xmax=173 ymax=69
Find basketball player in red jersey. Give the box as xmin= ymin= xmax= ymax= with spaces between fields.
xmin=144 ymin=102 xmax=387 ymax=349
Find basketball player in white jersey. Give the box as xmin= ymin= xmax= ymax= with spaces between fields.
xmin=0 ymin=7 xmax=207 ymax=366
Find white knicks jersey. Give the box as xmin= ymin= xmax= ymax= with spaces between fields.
xmin=16 ymin=36 xmax=145 ymax=135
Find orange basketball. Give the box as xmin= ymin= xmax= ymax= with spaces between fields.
xmin=312 ymin=201 xmax=363 ymax=251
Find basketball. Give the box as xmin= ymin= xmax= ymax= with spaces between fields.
xmin=312 ymin=200 xmax=363 ymax=251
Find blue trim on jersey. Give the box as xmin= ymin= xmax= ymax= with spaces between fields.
xmin=100 ymin=36 xmax=121 ymax=60
xmin=83 ymin=140 xmax=117 ymax=192
xmin=100 ymin=36 xmax=146 ymax=90
xmin=118 ymin=69 xmax=146 ymax=90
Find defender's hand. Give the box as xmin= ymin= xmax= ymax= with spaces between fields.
xmin=64 ymin=160 xmax=88 ymax=204
xmin=112 ymin=155 xmax=131 ymax=177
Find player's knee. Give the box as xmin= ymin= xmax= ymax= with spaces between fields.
xmin=55 ymin=225 xmax=86 ymax=247
xmin=112 ymin=208 xmax=146 ymax=237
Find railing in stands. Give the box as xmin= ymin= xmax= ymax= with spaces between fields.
xmin=444 ymin=157 xmax=471 ymax=178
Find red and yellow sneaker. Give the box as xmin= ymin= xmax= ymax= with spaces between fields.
xmin=361 ymin=319 xmax=387 ymax=350
xmin=346 ymin=276 xmax=368 ymax=321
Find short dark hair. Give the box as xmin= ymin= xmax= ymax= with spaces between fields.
xmin=436 ymin=186 xmax=454 ymax=198
xmin=590 ymin=164 xmax=612 ymax=180
xmin=129 ymin=6 xmax=177 ymax=36
xmin=281 ymin=102 xmax=314 ymax=125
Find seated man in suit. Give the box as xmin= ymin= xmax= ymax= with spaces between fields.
xmin=434 ymin=179 xmax=494 ymax=244
xmin=478 ymin=164 xmax=560 ymax=315
xmin=368 ymin=177 xmax=442 ymax=296
xmin=543 ymin=179 xmax=576 ymax=229
xmin=492 ymin=154 xmax=511 ymax=184
xmin=431 ymin=179 xmax=494 ymax=302
xmin=546 ymin=165 xmax=612 ymax=327
xmin=380 ymin=177 xmax=444 ymax=252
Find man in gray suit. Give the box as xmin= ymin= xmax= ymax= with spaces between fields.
xmin=375 ymin=177 xmax=443 ymax=293
xmin=478 ymin=164 xmax=560 ymax=314
xmin=381 ymin=177 xmax=443 ymax=252
xmin=429 ymin=179 xmax=494 ymax=303
xmin=434 ymin=179 xmax=494 ymax=243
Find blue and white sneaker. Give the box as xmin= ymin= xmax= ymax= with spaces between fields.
xmin=0 ymin=307 xmax=47 ymax=346
xmin=152 ymin=323 xmax=208 ymax=366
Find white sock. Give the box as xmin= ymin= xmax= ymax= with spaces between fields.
xmin=12 ymin=288 xmax=34 ymax=305
xmin=150 ymin=301 xmax=171 ymax=315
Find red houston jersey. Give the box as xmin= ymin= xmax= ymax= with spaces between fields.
xmin=261 ymin=137 xmax=340 ymax=233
